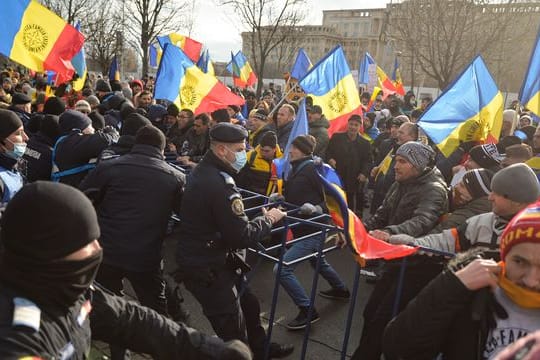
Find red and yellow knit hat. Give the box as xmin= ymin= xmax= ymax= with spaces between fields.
xmin=500 ymin=200 xmax=540 ymax=260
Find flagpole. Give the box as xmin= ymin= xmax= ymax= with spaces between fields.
xmin=268 ymin=87 xmax=302 ymax=116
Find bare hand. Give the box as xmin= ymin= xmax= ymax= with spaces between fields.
xmin=177 ymin=156 xmax=190 ymax=164
xmin=370 ymin=166 xmax=380 ymax=178
xmin=494 ymin=330 xmax=540 ymax=360
xmin=334 ymin=233 xmax=347 ymax=248
xmin=357 ymin=174 xmax=367 ymax=183
xmin=454 ymin=259 xmax=501 ymax=291
xmin=262 ymin=207 xmax=286 ymax=224
xmin=369 ymin=229 xmax=390 ymax=241
xmin=328 ymin=159 xmax=337 ymax=168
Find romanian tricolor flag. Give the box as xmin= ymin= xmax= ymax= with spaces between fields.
xmin=392 ymin=57 xmax=405 ymax=96
xmin=418 ymin=56 xmax=503 ymax=157
xmin=376 ymin=65 xmax=398 ymax=99
xmin=157 ymin=33 xmax=202 ymax=63
xmin=229 ymin=51 xmax=257 ymax=88
xmin=519 ymin=25 xmax=540 ymax=118
xmin=196 ymin=49 xmax=215 ymax=76
xmin=71 ymin=21 xmax=87 ymax=91
xmin=299 ymin=46 xmax=362 ymax=136
xmin=315 ymin=163 xmax=417 ymax=266
xmin=375 ymin=149 xmax=394 ymax=180
xmin=358 ymin=52 xmax=376 ymax=85
xmin=149 ymin=43 xmax=160 ymax=68
xmin=0 ymin=0 xmax=84 ymax=84
xmin=154 ymin=44 xmax=244 ymax=115
xmin=290 ymin=48 xmax=312 ymax=80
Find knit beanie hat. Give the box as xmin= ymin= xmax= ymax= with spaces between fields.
xmin=500 ymin=200 xmax=540 ymax=260
xmin=0 ymin=109 xmax=23 ymax=140
xmin=462 ymin=169 xmax=493 ymax=199
xmin=59 ymin=109 xmax=92 ymax=134
xmin=135 ymin=124 xmax=165 ymax=151
xmin=88 ymin=111 xmax=105 ymax=131
xmin=43 ymin=96 xmax=65 ymax=115
xmin=147 ymin=104 xmax=167 ymax=123
xmin=260 ymin=131 xmax=277 ymax=148
xmin=39 ymin=114 xmax=60 ymax=142
xmin=86 ymin=95 xmax=100 ymax=108
xmin=395 ymin=141 xmax=435 ymax=172
xmin=253 ymin=109 xmax=268 ymax=121
xmin=95 ymin=79 xmax=112 ymax=93
xmin=292 ymin=134 xmax=316 ymax=155
xmin=121 ymin=113 xmax=151 ymax=136
xmin=469 ymin=144 xmax=504 ymax=169
xmin=75 ymin=99 xmax=91 ymax=114
xmin=1 ymin=181 xmax=100 ymax=261
xmin=491 ymin=163 xmax=540 ymax=204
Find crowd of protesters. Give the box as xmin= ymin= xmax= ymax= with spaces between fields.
xmin=0 ymin=65 xmax=539 ymax=360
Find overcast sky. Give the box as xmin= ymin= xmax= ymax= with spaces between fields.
xmin=190 ymin=0 xmax=390 ymax=62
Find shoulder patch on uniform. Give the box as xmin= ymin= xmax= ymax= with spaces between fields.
xmin=12 ymin=297 xmax=41 ymax=332
xmin=219 ymin=171 xmax=236 ymax=186
xmin=231 ymin=198 xmax=244 ymax=216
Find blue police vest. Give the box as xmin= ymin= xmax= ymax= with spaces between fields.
xmin=0 ymin=166 xmax=23 ymax=203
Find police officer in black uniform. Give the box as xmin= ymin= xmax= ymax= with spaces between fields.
xmin=176 ymin=123 xmax=289 ymax=357
xmin=0 ymin=181 xmax=251 ymax=359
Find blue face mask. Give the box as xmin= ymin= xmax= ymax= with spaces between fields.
xmin=6 ymin=139 xmax=26 ymax=160
xmin=226 ymin=147 xmax=247 ymax=172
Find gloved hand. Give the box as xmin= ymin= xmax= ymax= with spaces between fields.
xmin=267 ymin=193 xmax=285 ymax=204
xmin=388 ymin=234 xmax=416 ymax=245
xmin=298 ymin=203 xmax=323 ymax=215
xmin=218 ymin=340 xmax=253 ymax=360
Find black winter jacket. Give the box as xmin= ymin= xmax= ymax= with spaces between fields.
xmin=365 ymin=167 xmax=448 ymax=236
xmin=24 ymin=132 xmax=55 ymax=182
xmin=80 ymin=144 xmax=185 ymax=271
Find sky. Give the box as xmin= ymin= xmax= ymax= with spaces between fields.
xmin=190 ymin=0 xmax=389 ymax=62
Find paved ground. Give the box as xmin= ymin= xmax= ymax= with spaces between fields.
xmin=91 ymin=241 xmax=374 ymax=359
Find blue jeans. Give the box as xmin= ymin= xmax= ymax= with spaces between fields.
xmin=273 ymin=234 xmax=347 ymax=308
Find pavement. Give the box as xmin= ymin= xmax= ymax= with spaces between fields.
xmin=91 ymin=242 xmax=374 ymax=359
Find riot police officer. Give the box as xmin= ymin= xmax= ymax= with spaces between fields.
xmin=176 ymin=123 xmax=290 ymax=357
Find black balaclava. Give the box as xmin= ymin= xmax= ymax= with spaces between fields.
xmin=0 ymin=181 xmax=102 ymax=310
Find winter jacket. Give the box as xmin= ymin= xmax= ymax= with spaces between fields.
xmin=79 ymin=144 xmax=185 ymax=271
xmin=309 ymin=116 xmax=330 ymax=158
xmin=430 ymin=196 xmax=492 ymax=233
xmin=365 ymin=167 xmax=448 ymax=236
xmin=24 ymin=132 xmax=55 ymax=182
xmin=277 ymin=121 xmax=294 ymax=150
xmin=236 ymin=145 xmax=283 ymax=195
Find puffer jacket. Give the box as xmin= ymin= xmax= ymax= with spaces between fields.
xmin=308 ymin=116 xmax=329 ymax=158
xmin=430 ymin=196 xmax=492 ymax=233
xmin=365 ymin=167 xmax=448 ymax=236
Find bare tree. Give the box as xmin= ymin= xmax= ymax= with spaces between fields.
xmin=221 ymin=0 xmax=307 ymax=96
xmin=39 ymin=0 xmax=95 ymax=24
xmin=123 ymin=0 xmax=191 ymax=77
xmin=83 ymin=0 xmax=123 ymax=74
xmin=389 ymin=0 xmax=519 ymax=90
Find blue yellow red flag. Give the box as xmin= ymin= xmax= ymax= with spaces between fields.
xmin=392 ymin=57 xmax=405 ymax=96
xmin=358 ymin=52 xmax=376 ymax=85
xmin=299 ymin=46 xmax=362 ymax=136
xmin=376 ymin=65 xmax=398 ymax=98
xmin=154 ymin=44 xmax=244 ymax=115
xmin=290 ymin=48 xmax=313 ymax=80
xmin=196 ymin=49 xmax=215 ymax=76
xmin=71 ymin=21 xmax=86 ymax=91
xmin=418 ymin=55 xmax=503 ymax=157
xmin=272 ymin=98 xmax=309 ymax=180
xmin=0 ymin=0 xmax=84 ymax=84
xmin=108 ymin=56 xmax=120 ymax=81
xmin=228 ymin=51 xmax=257 ymax=88
xmin=314 ymin=163 xmax=417 ymax=266
xmin=519 ymin=25 xmax=540 ymax=118
xmin=149 ymin=43 xmax=159 ymax=68
xmin=157 ymin=33 xmax=202 ymax=63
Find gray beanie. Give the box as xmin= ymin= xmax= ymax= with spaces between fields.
xmin=395 ymin=141 xmax=435 ymax=172
xmin=491 ymin=163 xmax=540 ymax=203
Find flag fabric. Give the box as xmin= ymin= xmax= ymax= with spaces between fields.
xmin=314 ymin=163 xmax=417 ymax=266
xmin=196 ymin=49 xmax=215 ymax=76
xmin=0 ymin=0 xmax=84 ymax=84
xmin=157 ymin=33 xmax=202 ymax=63
xmin=299 ymin=46 xmax=362 ymax=136
xmin=272 ymin=98 xmax=309 ymax=180
xmin=71 ymin=21 xmax=87 ymax=91
xmin=375 ymin=149 xmax=394 ymax=180
xmin=418 ymin=55 xmax=503 ymax=157
xmin=149 ymin=43 xmax=159 ymax=68
xmin=358 ymin=52 xmax=376 ymax=85
xmin=392 ymin=57 xmax=405 ymax=96
xmin=519 ymin=25 xmax=540 ymax=118
xmin=154 ymin=44 xmax=245 ymax=115
xmin=228 ymin=51 xmax=257 ymax=88
xmin=290 ymin=48 xmax=313 ymax=80
xmin=376 ymin=65 xmax=398 ymax=99
xmin=366 ymin=85 xmax=382 ymax=111
xmin=108 ymin=56 xmax=120 ymax=81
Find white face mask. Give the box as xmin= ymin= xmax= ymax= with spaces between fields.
xmin=5 ymin=138 xmax=26 ymax=159
xmin=224 ymin=146 xmax=247 ymax=172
